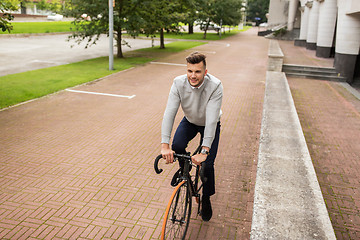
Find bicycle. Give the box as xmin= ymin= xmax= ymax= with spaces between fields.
xmin=154 ymin=143 xmax=207 ymax=240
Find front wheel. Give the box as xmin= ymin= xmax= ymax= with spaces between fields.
xmin=161 ymin=181 xmax=192 ymax=240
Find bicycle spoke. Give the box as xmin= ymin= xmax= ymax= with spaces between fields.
xmin=162 ymin=181 xmax=191 ymax=240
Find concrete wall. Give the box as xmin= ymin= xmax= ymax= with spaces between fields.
xmin=267 ymin=40 xmax=284 ymax=72
xmin=268 ymin=0 xmax=289 ymax=27
xmin=347 ymin=0 xmax=360 ymax=14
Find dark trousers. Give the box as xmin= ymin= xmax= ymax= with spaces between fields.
xmin=171 ymin=117 xmax=221 ymax=197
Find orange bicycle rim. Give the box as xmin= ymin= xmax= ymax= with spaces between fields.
xmin=161 ymin=180 xmax=186 ymax=240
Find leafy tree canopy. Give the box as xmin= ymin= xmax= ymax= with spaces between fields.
xmin=138 ymin=0 xmax=195 ymax=48
xmin=196 ymin=0 xmax=242 ymax=38
xmin=0 ymin=0 xmax=19 ymax=32
xmin=65 ymin=0 xmax=244 ymax=57
xmin=65 ymin=0 xmax=144 ymax=58
xmin=247 ymin=0 xmax=269 ymax=24
xmin=65 ymin=0 xmax=195 ymax=57
xmin=35 ymin=0 xmax=63 ymax=13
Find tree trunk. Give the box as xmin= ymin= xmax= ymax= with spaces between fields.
xmin=116 ymin=0 xmax=124 ymax=58
xmin=116 ymin=28 xmax=123 ymax=58
xmin=203 ymin=30 xmax=207 ymax=39
xmin=20 ymin=2 xmax=26 ymax=14
xmin=203 ymin=20 xmax=210 ymax=39
xmin=160 ymin=28 xmax=165 ymax=49
xmin=188 ymin=23 xmax=194 ymax=34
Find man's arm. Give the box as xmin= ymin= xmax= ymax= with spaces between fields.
xmin=192 ymin=83 xmax=223 ymax=166
xmin=203 ymin=83 xmax=223 ymax=148
xmin=161 ymin=82 xmax=180 ymax=163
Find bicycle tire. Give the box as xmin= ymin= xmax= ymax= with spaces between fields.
xmin=161 ymin=180 xmax=192 ymax=240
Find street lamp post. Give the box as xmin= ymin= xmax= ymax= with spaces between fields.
xmin=108 ymin=0 xmax=114 ymax=70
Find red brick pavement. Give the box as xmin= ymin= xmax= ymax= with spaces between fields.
xmin=0 ymin=28 xmax=268 ymax=239
xmin=280 ymin=40 xmax=360 ymax=240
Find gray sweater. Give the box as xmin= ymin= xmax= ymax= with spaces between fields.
xmin=161 ymin=73 xmax=223 ymax=148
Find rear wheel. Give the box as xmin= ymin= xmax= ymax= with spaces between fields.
xmin=161 ymin=181 xmax=191 ymax=240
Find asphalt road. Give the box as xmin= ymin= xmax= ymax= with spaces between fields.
xmin=0 ymin=33 xmax=168 ymax=76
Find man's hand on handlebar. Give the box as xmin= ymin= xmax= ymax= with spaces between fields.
xmin=191 ymin=146 xmax=209 ymax=166
xmin=191 ymin=153 xmax=207 ymax=166
xmin=161 ymin=143 xmax=175 ymax=164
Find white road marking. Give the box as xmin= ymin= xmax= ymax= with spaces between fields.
xmin=66 ymin=89 xmax=136 ymax=99
xmin=150 ymin=62 xmax=187 ymax=67
xmin=201 ymin=51 xmax=216 ymax=54
xmin=31 ymin=59 xmax=69 ymax=64
xmin=185 ymin=50 xmax=216 ymax=54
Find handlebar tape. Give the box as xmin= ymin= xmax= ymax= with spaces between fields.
xmin=154 ymin=154 xmax=163 ymax=174
xmin=154 ymin=153 xmax=207 ymax=184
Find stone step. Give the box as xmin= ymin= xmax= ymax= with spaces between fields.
xmin=282 ymin=64 xmax=347 ymax=82
xmin=284 ymin=72 xmax=347 ymax=82
xmin=283 ymin=64 xmax=337 ymax=73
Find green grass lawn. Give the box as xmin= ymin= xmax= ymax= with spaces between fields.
xmin=0 ymin=41 xmax=207 ymax=109
xmin=0 ymin=21 xmax=74 ymax=34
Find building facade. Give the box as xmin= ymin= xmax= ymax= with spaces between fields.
xmin=268 ymin=0 xmax=360 ymax=83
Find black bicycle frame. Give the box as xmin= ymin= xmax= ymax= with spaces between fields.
xmin=154 ymin=143 xmax=207 ymax=216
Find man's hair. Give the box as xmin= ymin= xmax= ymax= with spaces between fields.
xmin=185 ymin=52 xmax=206 ymax=68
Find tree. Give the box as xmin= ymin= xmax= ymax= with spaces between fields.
xmin=197 ymin=0 xmax=242 ymax=39
xmin=247 ymin=0 xmax=269 ymax=25
xmin=196 ymin=0 xmax=216 ymax=39
xmin=0 ymin=0 xmax=19 ymax=33
xmin=65 ymin=0 xmax=242 ymax=57
xmin=213 ymin=0 xmax=242 ymax=27
xmin=36 ymin=0 xmax=63 ymax=13
xmin=139 ymin=0 xmax=193 ymax=48
xmin=176 ymin=0 xmax=198 ymax=34
xmin=65 ymin=0 xmax=143 ymax=58
xmin=66 ymin=0 xmax=189 ymax=57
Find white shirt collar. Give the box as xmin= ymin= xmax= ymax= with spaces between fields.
xmin=188 ymin=75 xmax=207 ymax=89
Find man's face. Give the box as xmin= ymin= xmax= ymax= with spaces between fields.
xmin=187 ymin=62 xmax=207 ymax=88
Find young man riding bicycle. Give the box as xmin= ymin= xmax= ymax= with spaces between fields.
xmin=161 ymin=51 xmax=223 ymax=221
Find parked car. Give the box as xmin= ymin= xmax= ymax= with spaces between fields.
xmin=47 ymin=13 xmax=63 ymax=21
xmin=81 ymin=13 xmax=91 ymax=21
xmin=198 ymin=22 xmax=221 ymax=32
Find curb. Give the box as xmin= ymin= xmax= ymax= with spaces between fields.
xmin=0 ymin=31 xmax=72 ymax=38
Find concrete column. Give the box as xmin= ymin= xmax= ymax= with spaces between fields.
xmin=335 ymin=0 xmax=360 ymax=82
xmin=287 ymin=0 xmax=299 ymax=31
xmin=296 ymin=1 xmax=310 ymax=47
xmin=316 ymin=0 xmax=337 ymax=58
xmin=306 ymin=0 xmax=320 ymax=50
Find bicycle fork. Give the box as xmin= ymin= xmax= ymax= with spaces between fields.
xmin=170 ymin=181 xmax=190 ymax=225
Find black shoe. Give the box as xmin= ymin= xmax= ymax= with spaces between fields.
xmin=171 ymin=169 xmax=182 ymax=187
xmin=201 ymin=196 xmax=212 ymax=221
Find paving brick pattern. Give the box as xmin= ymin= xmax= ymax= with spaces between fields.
xmin=280 ymin=40 xmax=360 ymax=240
xmin=0 ymin=29 xmax=268 ymax=239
